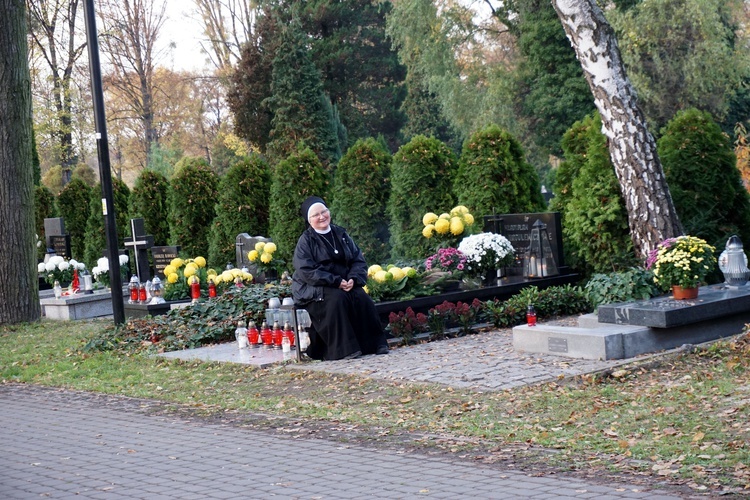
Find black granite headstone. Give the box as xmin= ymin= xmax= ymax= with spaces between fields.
xmin=44 ymin=217 xmax=71 ymax=258
xmin=123 ymin=218 xmax=154 ymax=282
xmin=483 ymin=212 xmax=565 ymax=272
xmin=151 ymin=245 xmax=180 ymax=279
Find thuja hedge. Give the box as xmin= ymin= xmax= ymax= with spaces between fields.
xmin=388 ymin=135 xmax=457 ymax=260
xmin=169 ymin=157 xmax=219 ymax=259
xmin=57 ymin=177 xmax=91 ymax=259
xmin=269 ymin=145 xmax=330 ymax=265
xmin=330 ymin=138 xmax=392 ymax=264
xmin=130 ymin=169 xmax=171 ymax=247
xmin=455 ymin=124 xmax=545 ymax=217
xmin=84 ymin=179 xmax=130 ymax=265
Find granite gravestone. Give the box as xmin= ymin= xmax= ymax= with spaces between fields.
xmin=44 ymin=217 xmax=71 ymax=258
xmin=235 ymin=233 xmax=271 ymax=272
xmin=482 ymin=212 xmax=565 ymax=276
xmin=151 ymin=245 xmax=180 ymax=279
xmin=123 ymin=218 xmax=154 ymax=282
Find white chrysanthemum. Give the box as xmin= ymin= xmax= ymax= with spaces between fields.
xmin=58 ymin=261 xmax=70 ymax=271
xmin=37 ymin=262 xmax=46 ymax=273
xmin=45 ymin=261 xmax=56 ymax=272
xmin=48 ymin=255 xmax=64 ymax=266
xmin=119 ymin=254 xmax=129 ymax=265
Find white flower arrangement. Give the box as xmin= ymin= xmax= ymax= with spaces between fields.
xmin=38 ymin=255 xmax=86 ymax=285
xmin=92 ymin=255 xmax=130 ymax=287
xmin=457 ymin=232 xmax=515 ymax=277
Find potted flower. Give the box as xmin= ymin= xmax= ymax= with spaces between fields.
xmin=458 ymin=232 xmax=515 ymax=285
xmin=646 ymin=235 xmax=716 ymax=299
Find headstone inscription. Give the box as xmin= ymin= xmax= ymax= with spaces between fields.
xmin=123 ymin=218 xmax=154 ymax=282
xmin=483 ymin=212 xmax=565 ymax=275
xmin=44 ymin=217 xmax=71 ymax=258
xmin=235 ymin=233 xmax=271 ymax=272
xmin=151 ymin=245 xmax=180 ymax=279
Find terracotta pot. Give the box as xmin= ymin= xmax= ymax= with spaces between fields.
xmin=671 ymin=285 xmax=699 ymax=300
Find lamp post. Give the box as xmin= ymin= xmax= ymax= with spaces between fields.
xmin=83 ymin=0 xmax=124 ymax=324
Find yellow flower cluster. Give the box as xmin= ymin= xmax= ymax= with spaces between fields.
xmin=651 ymin=235 xmax=716 ymax=289
xmin=367 ymin=264 xmax=417 ymax=283
xmin=422 ymin=205 xmax=475 ymax=239
xmin=163 ymin=256 xmax=208 ymax=285
xmin=247 ymin=241 xmax=278 ymax=266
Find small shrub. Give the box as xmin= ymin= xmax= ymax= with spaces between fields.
xmin=585 ymin=267 xmax=661 ymax=309
xmin=386 ymin=307 xmax=428 ymax=345
xmin=483 ymin=285 xmax=591 ymax=327
xmin=453 ymin=299 xmax=484 ymax=336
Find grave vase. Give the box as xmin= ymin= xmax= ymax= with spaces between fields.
xmin=671 ymin=285 xmax=699 ymax=300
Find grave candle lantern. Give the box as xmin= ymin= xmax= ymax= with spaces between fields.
xmin=138 ymin=283 xmax=147 ymax=303
xmin=283 ymin=321 xmax=295 ymax=347
xmin=190 ymin=276 xmax=201 ymax=302
xmin=260 ymin=320 xmax=273 ymax=347
xmin=719 ymin=235 xmax=750 ymax=287
xmin=149 ymin=276 xmax=165 ymax=304
xmin=208 ymin=279 xmax=217 ymax=298
xmin=523 ymin=220 xmax=559 ymax=278
xmin=272 ymin=320 xmax=284 ymax=348
xmin=247 ymin=320 xmax=260 ymax=345
xmin=128 ymin=275 xmax=140 ymax=304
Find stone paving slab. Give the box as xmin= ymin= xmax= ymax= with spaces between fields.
xmin=0 ymin=384 xmax=684 ymax=499
xmin=286 ymin=328 xmax=625 ymax=392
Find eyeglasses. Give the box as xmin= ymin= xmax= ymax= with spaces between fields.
xmin=309 ymin=208 xmax=330 ymax=220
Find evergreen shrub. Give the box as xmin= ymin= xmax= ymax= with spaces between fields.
xmin=56 ymin=177 xmax=91 ymax=259
xmin=553 ymin=113 xmax=634 ymax=276
xmin=388 ymin=135 xmax=457 ymax=260
xmin=129 ymin=170 xmax=171 ymax=246
xmin=483 ymin=285 xmax=591 ymax=327
xmin=658 ymin=108 xmax=750 ymax=251
xmin=208 ymin=155 xmax=271 ymax=268
xmin=83 ymin=179 xmax=130 ymax=265
xmin=455 ymin=124 xmax=545 ymax=218
xmin=269 ymin=145 xmax=331 ymax=266
xmin=331 ymin=138 xmax=392 ymax=264
xmin=169 ymin=157 xmax=219 ymax=259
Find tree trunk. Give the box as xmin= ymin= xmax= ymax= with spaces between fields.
xmin=0 ymin=0 xmax=42 ymax=324
xmin=551 ymin=0 xmax=682 ymax=258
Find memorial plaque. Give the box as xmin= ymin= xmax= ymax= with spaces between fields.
xmin=152 ymin=245 xmax=180 ymax=278
xmin=548 ymin=337 xmax=568 ymax=353
xmin=48 ymin=235 xmax=71 ymax=259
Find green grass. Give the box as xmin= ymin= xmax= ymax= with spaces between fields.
xmin=2 ymin=319 xmax=749 ymax=494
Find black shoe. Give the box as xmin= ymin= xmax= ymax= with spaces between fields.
xmin=342 ymin=350 xmax=362 ymax=360
xmin=376 ymin=345 xmax=389 ymax=355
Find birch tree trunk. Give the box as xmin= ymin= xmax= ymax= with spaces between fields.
xmin=0 ymin=0 xmax=42 ymax=324
xmin=551 ymin=0 xmax=682 ymax=258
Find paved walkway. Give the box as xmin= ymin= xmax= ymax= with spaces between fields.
xmin=1 ymin=384 xmax=684 ymax=499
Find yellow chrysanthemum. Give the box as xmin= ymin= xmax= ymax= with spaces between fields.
xmin=254 ymin=241 xmax=266 ymax=251
xmin=439 ymin=212 xmax=451 ymax=220
xmin=194 ymin=256 xmax=207 ymax=268
xmin=450 ymin=205 xmax=469 ymax=216
xmin=248 ymin=250 xmax=259 ymax=262
xmin=167 ymin=272 xmax=178 ymax=284
xmin=260 ymin=252 xmax=273 ymax=264
xmin=403 ymin=267 xmax=418 ymax=278
xmin=422 ymin=225 xmax=435 ymax=238
xmin=170 ymin=257 xmax=184 ymax=268
xmin=363 ymin=285 xmax=369 ymax=294
xmin=368 ymin=264 xmax=383 ymax=277
xmin=264 ymin=242 xmax=277 ymax=253
xmin=231 ymin=268 xmax=241 ymax=278
xmin=183 ymin=263 xmax=198 ymax=277
xmin=187 ymin=275 xmax=200 ymax=285
xmin=449 ymin=217 xmax=465 ymax=236
xmin=434 ymin=218 xmax=450 ymax=234
xmin=163 ymin=265 xmax=176 ymax=277
xmin=213 ymin=275 xmax=223 ymax=284
xmin=373 ymin=270 xmax=388 ymax=283
xmin=462 ymin=213 xmax=475 ymax=226
xmin=207 ymin=268 xmax=217 ymax=277
xmin=422 ymin=212 xmax=439 ymax=226
xmin=221 ymin=271 xmax=234 ymax=282
xmin=389 ymin=267 xmax=405 ymax=281
xmin=243 ymin=272 xmax=253 ymax=282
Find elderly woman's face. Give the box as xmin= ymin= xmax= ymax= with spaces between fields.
xmin=308 ymin=202 xmax=331 ymax=231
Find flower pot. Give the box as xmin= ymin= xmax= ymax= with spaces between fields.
xmin=671 ymin=285 xmax=699 ymax=300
